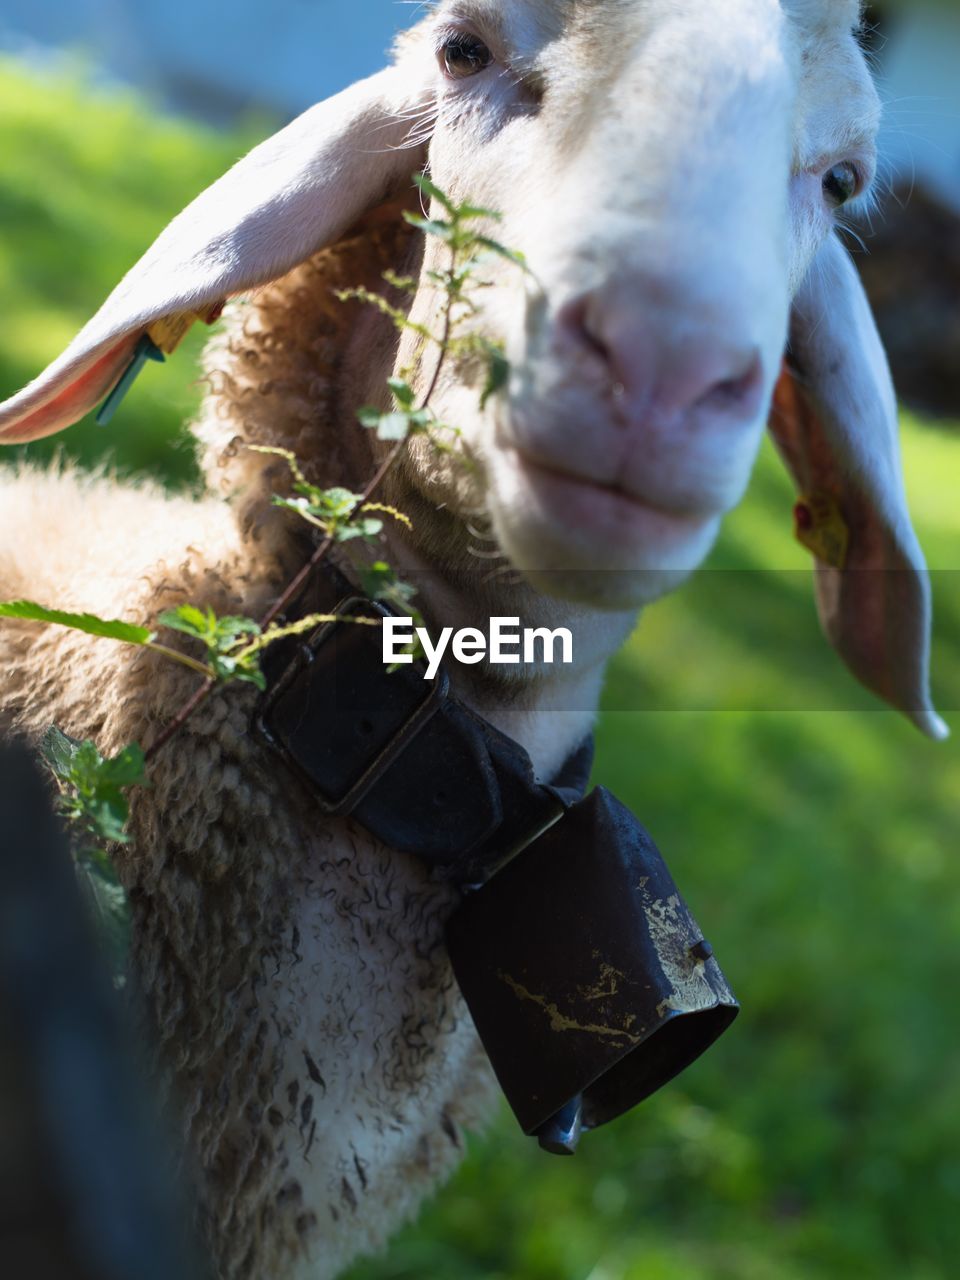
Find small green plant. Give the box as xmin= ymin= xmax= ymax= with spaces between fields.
xmin=41 ymin=726 xmax=145 ymax=848
xmin=157 ymin=605 xmax=267 ymax=689
xmin=341 ymin=171 xmax=524 ymax=429
xmin=0 ymin=175 xmax=525 ymax=971
xmin=0 ymin=598 xmax=272 ymax=691
xmin=357 ymin=378 xmax=437 ymax=443
xmin=40 ymin=726 xmax=144 ymax=981
xmin=249 ymin=445 xmax=414 ymax=542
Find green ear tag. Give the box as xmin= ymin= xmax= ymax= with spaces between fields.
xmin=95 ymin=334 xmax=166 ymax=426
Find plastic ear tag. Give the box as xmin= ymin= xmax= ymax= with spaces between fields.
xmin=95 ymin=334 xmax=166 ymax=426
xmin=147 ymin=300 xmax=224 ymax=356
xmin=95 ymin=302 xmax=226 ymax=426
xmin=794 ymin=492 xmax=849 ymax=570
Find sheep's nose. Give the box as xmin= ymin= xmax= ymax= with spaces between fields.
xmin=557 ymin=290 xmax=767 ymax=428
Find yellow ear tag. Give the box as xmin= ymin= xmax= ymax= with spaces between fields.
xmin=147 ymin=301 xmax=225 ymax=355
xmin=793 ymin=493 xmax=849 ymax=570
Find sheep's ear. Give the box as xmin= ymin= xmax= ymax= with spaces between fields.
xmin=769 ymin=233 xmax=947 ymax=740
xmin=0 ymin=63 xmax=433 ymax=443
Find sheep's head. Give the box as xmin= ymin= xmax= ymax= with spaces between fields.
xmin=391 ymin=0 xmax=881 ymax=605
xmin=0 ymin=0 xmax=945 ymax=737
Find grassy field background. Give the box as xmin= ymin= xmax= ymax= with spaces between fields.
xmin=1 ymin=58 xmax=958 ymax=1280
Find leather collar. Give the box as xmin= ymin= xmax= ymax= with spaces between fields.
xmin=256 ymin=563 xmax=593 ymax=886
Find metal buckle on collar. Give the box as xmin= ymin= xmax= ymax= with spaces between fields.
xmin=257 ymin=595 xmax=448 ymax=816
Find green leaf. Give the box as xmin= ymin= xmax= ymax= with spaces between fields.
xmin=214 ymin=615 xmax=262 ymax=645
xmin=209 ymin=653 xmax=237 ymax=680
xmin=160 ymin=605 xmax=259 ymax=647
xmin=388 ymin=377 xmax=416 ymax=408
xmin=274 ymin=496 xmax=330 ymax=525
xmin=402 ymin=211 xmax=455 ymax=241
xmin=98 ymin=743 xmax=147 ymax=788
xmin=158 ymin=606 xmax=264 ymax=687
xmin=0 ymin=600 xmax=154 ymax=646
xmin=315 ymin=489 xmax=362 ymax=523
xmin=336 ymin=518 xmax=384 ymax=543
xmin=357 ymin=405 xmax=385 ymax=429
xmin=77 ymin=851 xmax=131 ymax=986
xmin=40 ymin=724 xmax=82 ymax=779
xmin=357 ymin=561 xmax=399 ymax=599
xmin=158 ymin=603 xmax=211 ymax=639
xmin=237 ymin=667 xmax=268 ymax=692
xmin=475 ymin=236 xmax=529 ymax=270
xmin=87 ymin=798 xmax=130 ymax=845
xmin=376 ymin=411 xmax=415 ymax=442
xmin=357 ymin=562 xmax=419 ymax=612
xmin=41 ymin=728 xmax=146 ymax=848
xmin=455 ymin=203 xmax=502 ymax=222
xmin=412 ymin=171 xmax=457 ymax=214
xmin=273 ymin=483 xmax=387 ymax=543
xmin=481 ymin=346 xmax=511 ymax=408
xmin=215 ymin=653 xmax=267 ymax=692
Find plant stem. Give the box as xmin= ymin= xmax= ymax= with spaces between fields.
xmin=144 ymin=228 xmax=462 ymax=761
xmin=420 ymin=245 xmax=458 ymax=411
xmin=144 ymin=642 xmax=215 ymax=679
xmin=144 ymin=436 xmax=411 ymax=760
xmin=258 ymin=437 xmax=406 ymax=633
xmin=235 ymin=613 xmax=378 ymax=662
xmin=144 ymin=676 xmax=217 ymax=762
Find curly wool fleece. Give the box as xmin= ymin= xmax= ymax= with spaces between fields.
xmin=0 ymin=223 xmax=499 ymax=1280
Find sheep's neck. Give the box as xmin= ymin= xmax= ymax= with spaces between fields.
xmin=284 ymin=478 xmax=625 ymax=778
xmin=367 ymin=476 xmax=636 ymax=781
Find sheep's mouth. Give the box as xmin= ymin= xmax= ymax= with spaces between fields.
xmin=512 ymin=450 xmax=718 ymax=544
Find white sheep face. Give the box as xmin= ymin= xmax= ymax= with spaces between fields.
xmin=394 ymin=0 xmax=881 ymax=607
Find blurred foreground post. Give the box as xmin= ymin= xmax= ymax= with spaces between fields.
xmin=0 ymin=740 xmax=204 ymax=1278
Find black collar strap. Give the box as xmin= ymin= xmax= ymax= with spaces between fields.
xmin=257 ymin=566 xmax=593 ymax=885
xmin=257 ymin=565 xmax=739 ymax=1153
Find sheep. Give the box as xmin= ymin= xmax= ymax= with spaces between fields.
xmin=0 ymin=1 xmax=947 ymax=1277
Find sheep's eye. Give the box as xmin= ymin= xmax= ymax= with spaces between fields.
xmin=441 ymin=34 xmax=493 ymax=79
xmin=823 ymin=162 xmax=861 ymax=208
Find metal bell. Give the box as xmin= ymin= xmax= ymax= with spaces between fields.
xmin=445 ymin=787 xmax=739 ymax=1145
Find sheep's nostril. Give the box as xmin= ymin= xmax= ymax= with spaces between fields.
xmin=598 ymin=324 xmax=768 ymax=423
xmin=697 ymin=352 xmax=765 ymax=416
xmin=556 ymin=296 xmax=609 ymax=365
xmin=553 ymin=283 xmax=770 ymax=430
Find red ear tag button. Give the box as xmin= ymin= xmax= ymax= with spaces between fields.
xmin=794 ymin=501 xmax=814 ymax=533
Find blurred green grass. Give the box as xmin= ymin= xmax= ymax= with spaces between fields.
xmin=1 ymin=57 xmax=958 ymax=1280
xmin=0 ymin=55 xmax=265 ymax=487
